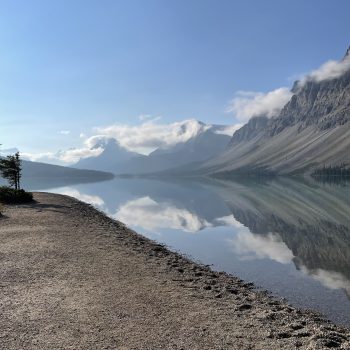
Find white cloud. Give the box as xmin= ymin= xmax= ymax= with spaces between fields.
xmin=19 ymin=119 xmax=211 ymax=164
xmin=83 ymin=135 xmax=110 ymax=149
xmin=299 ymin=54 xmax=350 ymax=86
xmin=21 ymin=151 xmax=62 ymax=164
xmin=56 ymin=147 xmax=104 ymax=163
xmin=22 ymin=137 xmax=105 ymax=165
xmin=226 ymin=88 xmax=293 ymax=122
xmin=114 ymin=196 xmax=211 ymax=233
xmin=214 ymin=124 xmax=243 ymax=136
xmin=95 ymin=119 xmax=211 ymax=154
xmin=226 ymin=52 xmax=350 ymax=123
xmin=215 ymin=215 xmax=244 ymax=228
xmin=58 ymin=130 xmax=71 ymax=135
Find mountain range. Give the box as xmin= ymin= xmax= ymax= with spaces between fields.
xmin=0 ymin=157 xmax=114 ymax=188
xmin=72 ymin=47 xmax=350 ymax=177
xmin=74 ymin=121 xmax=233 ymax=174
xmin=7 ymin=47 xmax=349 ymax=179
xmin=194 ymin=47 xmax=350 ymax=176
xmin=21 ymin=159 xmax=114 ymax=180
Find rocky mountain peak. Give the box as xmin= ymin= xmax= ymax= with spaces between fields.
xmin=345 ymin=46 xmax=350 ymax=59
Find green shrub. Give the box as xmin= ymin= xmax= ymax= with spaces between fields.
xmin=0 ymin=186 xmax=33 ymax=204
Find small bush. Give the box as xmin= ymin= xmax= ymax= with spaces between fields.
xmin=0 ymin=186 xmax=33 ymax=204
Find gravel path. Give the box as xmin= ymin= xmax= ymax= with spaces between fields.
xmin=0 ymin=192 xmax=349 ymax=349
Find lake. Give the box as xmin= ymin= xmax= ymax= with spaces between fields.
xmin=22 ymin=176 xmax=350 ymax=326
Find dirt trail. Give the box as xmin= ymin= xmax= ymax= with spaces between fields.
xmin=0 ymin=193 xmax=349 ymax=349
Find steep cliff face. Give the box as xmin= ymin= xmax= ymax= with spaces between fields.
xmin=200 ymin=48 xmax=350 ymax=176
xmin=229 ymin=116 xmax=269 ymax=145
xmin=270 ymin=67 xmax=350 ymax=135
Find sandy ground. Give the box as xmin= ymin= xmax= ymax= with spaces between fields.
xmin=0 ymin=193 xmax=349 ymax=350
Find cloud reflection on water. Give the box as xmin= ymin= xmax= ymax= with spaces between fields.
xmin=114 ymin=196 xmax=212 ymax=233
xmin=58 ymin=188 xmax=105 ymax=207
xmin=299 ymin=266 xmax=350 ymax=296
xmin=228 ymin=231 xmax=295 ymax=264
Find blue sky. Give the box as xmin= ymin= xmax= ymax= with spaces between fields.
xmin=0 ymin=0 xmax=349 ymax=161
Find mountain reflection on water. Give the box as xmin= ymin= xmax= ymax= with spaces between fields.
xmin=25 ymin=176 xmax=350 ymax=326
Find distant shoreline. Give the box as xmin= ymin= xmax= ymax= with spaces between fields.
xmin=0 ymin=192 xmax=349 ymax=349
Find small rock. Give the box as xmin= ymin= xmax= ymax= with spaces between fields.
xmin=294 ymin=331 xmax=311 ymax=338
xmin=290 ymin=323 xmax=304 ymax=331
xmin=276 ymin=331 xmax=292 ymax=339
xmin=238 ymin=303 xmax=252 ymax=311
xmin=294 ymin=340 xmax=303 ymax=347
xmin=323 ymin=338 xmax=341 ymax=348
xmin=225 ymin=287 xmax=238 ymax=295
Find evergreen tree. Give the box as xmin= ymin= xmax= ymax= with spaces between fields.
xmin=0 ymin=152 xmax=22 ymax=190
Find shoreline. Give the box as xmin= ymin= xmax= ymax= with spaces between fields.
xmin=0 ymin=192 xmax=349 ymax=349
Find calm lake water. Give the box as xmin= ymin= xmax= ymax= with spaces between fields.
xmin=22 ymin=176 xmax=350 ymax=326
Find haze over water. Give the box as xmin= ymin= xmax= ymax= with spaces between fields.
xmin=23 ymin=176 xmax=350 ymax=326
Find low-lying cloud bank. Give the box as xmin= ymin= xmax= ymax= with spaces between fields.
xmin=95 ymin=119 xmax=211 ymax=154
xmin=226 ymin=88 xmax=293 ymax=122
xmin=21 ymin=145 xmax=104 ymax=165
xmin=300 ymin=53 xmax=350 ymax=85
xmin=227 ymin=50 xmax=350 ymax=122
xmin=214 ymin=124 xmax=243 ymax=136
xmin=21 ymin=119 xmax=240 ymax=165
xmin=114 ymin=196 xmax=211 ymax=233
